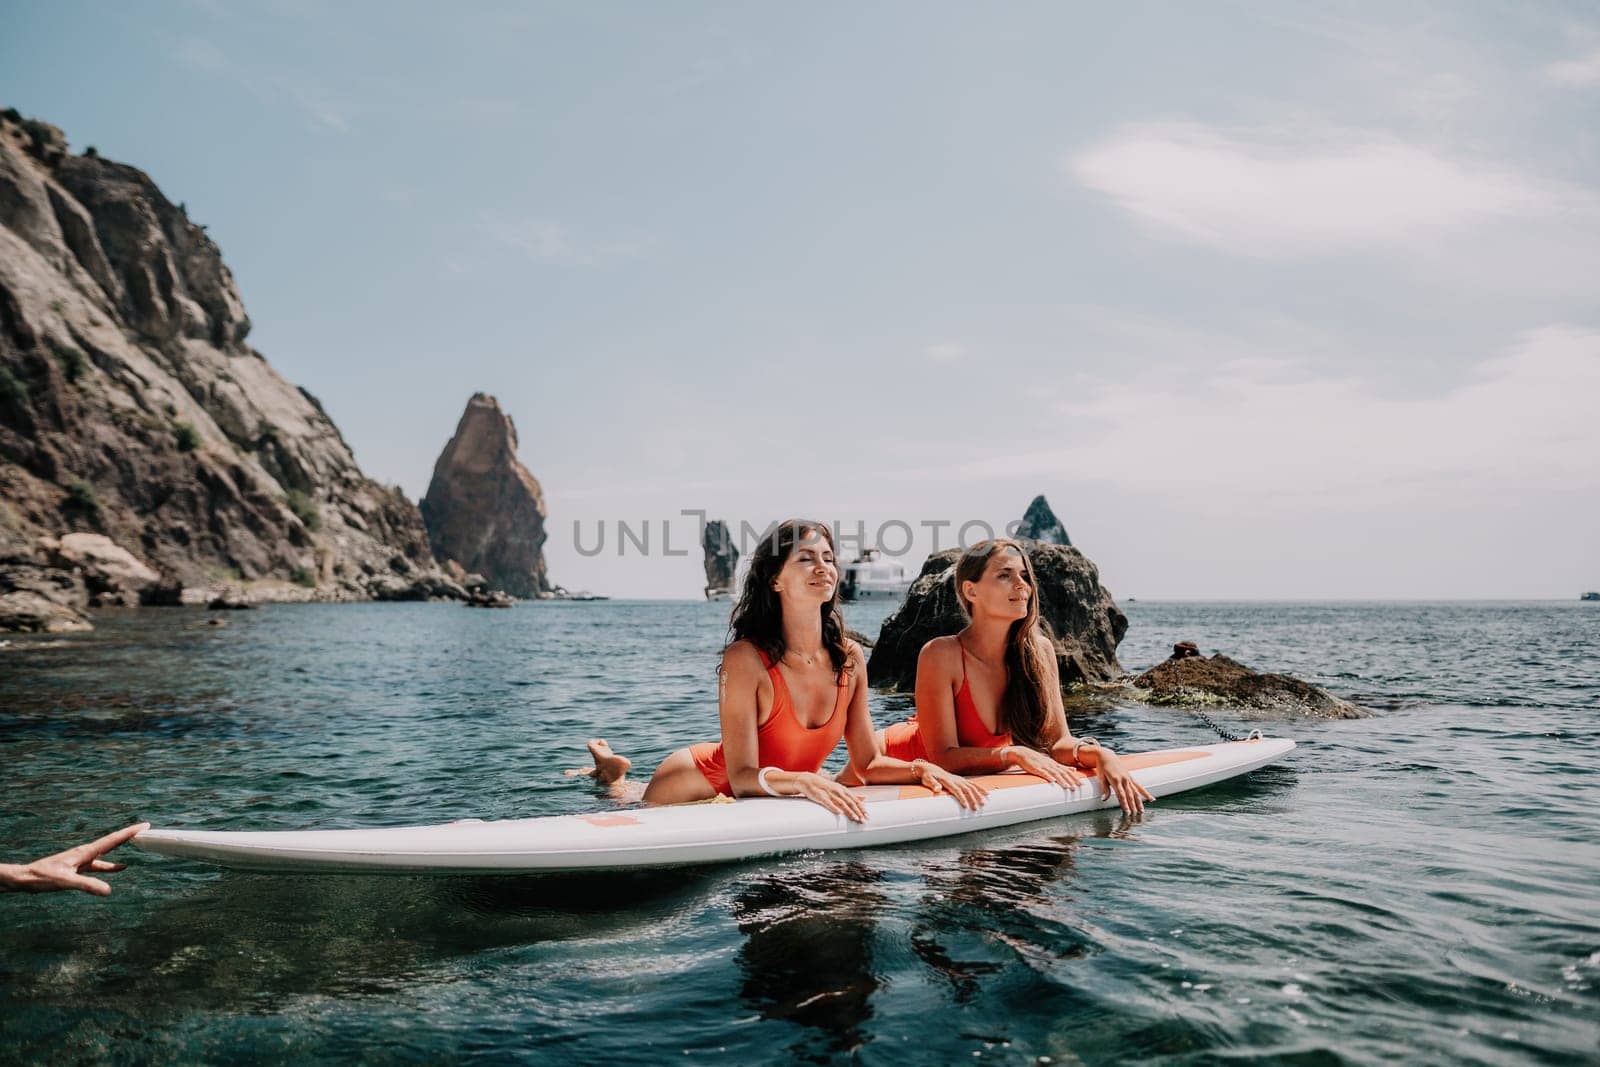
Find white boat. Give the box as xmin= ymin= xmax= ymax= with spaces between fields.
xmin=841 ymin=548 xmax=911 ymax=601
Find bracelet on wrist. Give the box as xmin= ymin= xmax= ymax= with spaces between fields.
xmin=757 ymin=766 xmax=784 ymax=797
xmin=1071 ymin=737 xmax=1100 ymax=765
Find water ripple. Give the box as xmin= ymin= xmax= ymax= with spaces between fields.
xmin=2 ymin=600 xmax=1596 ymax=1062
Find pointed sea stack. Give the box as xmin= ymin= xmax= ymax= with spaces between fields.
xmin=420 ymin=393 xmax=550 ymax=598
xmin=702 ymin=519 xmax=738 ymax=599
xmin=1015 ymin=494 xmax=1070 ymax=545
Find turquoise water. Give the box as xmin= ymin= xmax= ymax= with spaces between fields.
xmin=2 ymin=600 xmax=1597 ymax=1063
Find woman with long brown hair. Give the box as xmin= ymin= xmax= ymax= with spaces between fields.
xmin=577 ymin=520 xmax=987 ymax=819
xmin=845 ymin=538 xmax=1153 ymax=814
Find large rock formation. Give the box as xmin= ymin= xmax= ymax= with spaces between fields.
xmin=702 ymin=518 xmax=738 ymax=599
xmin=420 ymin=393 xmax=550 ymax=598
xmin=1133 ymin=650 xmax=1366 ymax=719
xmin=867 ymin=541 xmax=1127 ymax=691
xmin=0 ymin=109 xmax=460 ymax=629
xmin=1015 ymin=494 xmax=1070 ymax=545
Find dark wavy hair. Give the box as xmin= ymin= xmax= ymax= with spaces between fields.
xmin=954 ymin=538 xmax=1054 ymax=749
xmin=727 ymin=519 xmax=851 ymax=679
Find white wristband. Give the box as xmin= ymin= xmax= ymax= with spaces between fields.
xmin=1072 ymin=737 xmax=1100 ymax=764
xmin=998 ymin=746 xmax=1015 ymax=769
xmin=757 ymin=766 xmax=784 ymax=797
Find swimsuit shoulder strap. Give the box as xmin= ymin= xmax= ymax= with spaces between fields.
xmin=756 ymin=648 xmax=793 ymax=722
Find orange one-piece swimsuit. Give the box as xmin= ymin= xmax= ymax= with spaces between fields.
xmin=690 ymin=649 xmax=850 ymax=796
xmin=880 ymin=641 xmax=1011 ymax=761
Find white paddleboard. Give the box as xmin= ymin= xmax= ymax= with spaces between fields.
xmin=135 ymin=737 xmax=1293 ymax=874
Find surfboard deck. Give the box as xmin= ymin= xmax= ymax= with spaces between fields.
xmin=134 ymin=737 xmax=1294 ymax=874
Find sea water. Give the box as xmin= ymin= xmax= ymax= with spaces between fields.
xmin=1 ymin=600 xmax=1596 ymax=1063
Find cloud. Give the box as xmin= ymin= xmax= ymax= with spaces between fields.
xmin=1068 ymin=122 xmax=1583 ymax=257
xmin=924 ymin=342 xmax=965 ymax=362
xmin=168 ymin=35 xmax=351 ymax=134
xmin=172 ymin=35 xmax=227 ymax=73
xmin=1544 ymin=48 xmax=1600 ymax=87
xmin=483 ymin=218 xmax=645 ymax=265
xmin=277 ymin=79 xmax=350 ymax=133
xmin=949 ymin=325 xmax=1600 ymax=507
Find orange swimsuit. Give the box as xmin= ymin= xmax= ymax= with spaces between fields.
xmin=690 ymin=649 xmax=851 ymax=797
xmin=881 ymin=641 xmax=1011 ymax=762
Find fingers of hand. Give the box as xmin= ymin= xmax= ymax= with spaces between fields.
xmin=87 ymin=860 xmax=125 ymax=873
xmin=86 ymin=823 xmax=148 ymax=858
xmin=821 ymin=783 xmax=867 ymax=822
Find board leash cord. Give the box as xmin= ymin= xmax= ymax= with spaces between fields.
xmin=1190 ymin=708 xmax=1263 ymax=743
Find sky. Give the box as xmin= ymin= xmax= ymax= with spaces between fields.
xmin=4 ymin=1 xmax=1598 ymax=598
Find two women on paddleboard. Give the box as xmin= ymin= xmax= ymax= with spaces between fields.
xmin=579 ymin=520 xmax=1152 ymax=818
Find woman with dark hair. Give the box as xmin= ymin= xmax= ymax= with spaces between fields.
xmin=843 ymin=538 xmax=1153 ymax=815
xmin=577 ymin=520 xmax=987 ymax=820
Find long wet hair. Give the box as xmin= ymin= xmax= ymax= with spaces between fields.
xmin=727 ymin=519 xmax=851 ymax=679
xmin=954 ymin=538 xmax=1054 ymax=749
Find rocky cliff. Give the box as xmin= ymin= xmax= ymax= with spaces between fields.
xmin=0 ymin=111 xmax=459 ymax=630
xmin=702 ymin=519 xmax=738 ymax=599
xmin=420 ymin=393 xmax=550 ymax=598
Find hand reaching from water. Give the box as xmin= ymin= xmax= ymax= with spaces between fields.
xmin=0 ymin=822 xmax=150 ymax=896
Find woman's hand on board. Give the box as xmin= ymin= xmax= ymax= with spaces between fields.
xmin=1008 ymin=746 xmax=1086 ymax=790
xmin=1096 ymin=751 xmax=1155 ymax=816
xmin=914 ymin=761 xmax=989 ymax=810
xmin=793 ymin=772 xmax=870 ymax=823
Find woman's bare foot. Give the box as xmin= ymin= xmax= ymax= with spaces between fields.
xmin=573 ymin=738 xmax=632 ymax=786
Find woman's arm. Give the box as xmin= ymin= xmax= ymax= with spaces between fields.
xmin=842 ymin=642 xmax=987 ymax=809
xmin=1035 ymin=639 xmax=1153 ymax=814
xmin=911 ymin=639 xmax=1012 ymax=775
xmin=913 ymin=637 xmax=1081 ymax=789
xmin=720 ymin=642 xmax=869 ymax=821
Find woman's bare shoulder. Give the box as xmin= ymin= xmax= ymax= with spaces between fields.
xmin=721 ymin=640 xmax=767 ymax=675
xmin=917 ymin=635 xmax=961 ymax=670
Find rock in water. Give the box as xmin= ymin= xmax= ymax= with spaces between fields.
xmin=867 ymin=542 xmax=1126 ymax=691
xmin=0 ymin=110 xmax=459 ymax=627
xmin=420 ymin=393 xmax=550 ymax=598
xmin=0 ymin=589 xmax=92 ymax=632
xmin=1015 ymin=494 xmax=1071 ymax=546
xmin=43 ymin=532 xmax=159 ymax=606
xmin=702 ymin=519 xmax=738 ymax=599
xmin=1133 ymin=652 xmax=1366 ymax=718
